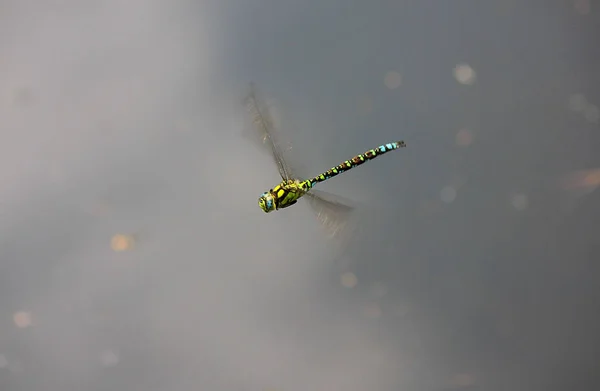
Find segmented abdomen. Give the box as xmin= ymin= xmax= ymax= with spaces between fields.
xmin=309 ymin=141 xmax=406 ymax=186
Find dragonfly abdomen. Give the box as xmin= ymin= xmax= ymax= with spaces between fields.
xmin=309 ymin=141 xmax=406 ymax=186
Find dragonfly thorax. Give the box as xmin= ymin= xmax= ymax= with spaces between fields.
xmin=258 ymin=180 xmax=311 ymax=213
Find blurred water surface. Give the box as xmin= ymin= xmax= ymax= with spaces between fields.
xmin=1 ymin=1 xmax=599 ymax=390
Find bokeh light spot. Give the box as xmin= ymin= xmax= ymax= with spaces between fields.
xmin=364 ymin=302 xmax=382 ymax=319
xmin=111 ymin=234 xmax=134 ymax=252
xmin=454 ymin=63 xmax=476 ymax=85
xmin=450 ymin=373 xmax=476 ymax=387
xmin=584 ymin=104 xmax=599 ymax=123
xmin=584 ymin=170 xmax=600 ymax=186
xmin=8 ymin=360 xmax=23 ymax=373
xmin=419 ymin=199 xmax=442 ymax=215
xmin=393 ymin=300 xmax=411 ymax=317
xmin=100 ymin=349 xmax=120 ymax=367
xmin=174 ymin=119 xmax=192 ymax=133
xmin=13 ymin=311 xmax=32 ymax=328
xmin=357 ymin=96 xmax=373 ymax=116
xmin=568 ymin=93 xmax=587 ymax=112
xmin=370 ymin=281 xmax=388 ymax=298
xmin=341 ymin=272 xmax=358 ymax=288
xmin=384 ymin=71 xmax=402 ymax=89
xmin=440 ymin=186 xmax=457 ymax=204
xmin=12 ymin=87 xmax=34 ymax=107
xmin=47 ymin=164 xmax=66 ymax=184
xmin=511 ymin=193 xmax=529 ymax=211
xmin=559 ymin=168 xmax=600 ymax=192
xmin=574 ymin=0 xmax=591 ymax=15
xmin=456 ymin=128 xmax=473 ymax=146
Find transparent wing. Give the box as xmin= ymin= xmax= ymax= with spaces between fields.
xmin=244 ymin=83 xmax=360 ymax=250
xmin=304 ymin=189 xmax=358 ymax=242
xmin=244 ymin=83 xmax=295 ymax=182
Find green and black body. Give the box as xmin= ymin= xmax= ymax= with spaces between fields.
xmin=246 ymin=83 xmax=406 ymax=238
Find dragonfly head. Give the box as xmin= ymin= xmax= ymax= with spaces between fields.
xmin=258 ymin=191 xmax=276 ymax=213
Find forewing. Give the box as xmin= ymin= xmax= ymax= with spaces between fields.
xmin=244 ymin=83 xmax=294 ymax=182
xmin=304 ymin=189 xmax=358 ymax=242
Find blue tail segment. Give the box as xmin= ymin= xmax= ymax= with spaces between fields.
xmin=309 ymin=141 xmax=406 ymax=186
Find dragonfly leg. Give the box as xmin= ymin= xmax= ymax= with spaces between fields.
xmin=279 ymin=200 xmax=297 ymax=209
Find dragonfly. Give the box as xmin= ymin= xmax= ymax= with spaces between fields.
xmin=245 ymin=83 xmax=406 ymax=239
